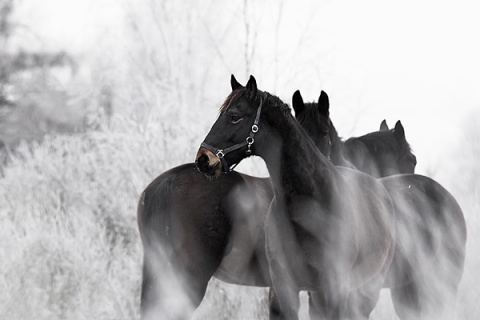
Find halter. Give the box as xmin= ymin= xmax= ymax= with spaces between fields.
xmin=200 ymin=94 xmax=264 ymax=173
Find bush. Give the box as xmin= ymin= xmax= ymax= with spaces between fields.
xmin=0 ymin=115 xmax=172 ymax=319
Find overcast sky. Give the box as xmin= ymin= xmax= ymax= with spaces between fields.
xmin=10 ymin=0 xmax=480 ymax=181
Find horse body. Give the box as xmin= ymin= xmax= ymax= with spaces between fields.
xmin=196 ymin=76 xmax=396 ymax=319
xmin=138 ymin=163 xmax=272 ymax=319
xmin=380 ymin=174 xmax=466 ymax=319
xmin=293 ymin=90 xmax=467 ymax=319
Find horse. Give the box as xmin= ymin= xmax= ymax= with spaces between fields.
xmin=138 ymin=164 xmax=273 ymax=319
xmin=292 ymin=90 xmax=417 ymax=178
xmin=195 ymin=75 xmax=396 ymax=319
xmin=343 ymin=120 xmax=417 ymax=177
xmin=292 ymin=89 xmax=467 ymax=319
xmin=138 ymin=79 xmax=420 ymax=319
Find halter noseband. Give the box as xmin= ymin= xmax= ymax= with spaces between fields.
xmin=201 ymin=94 xmax=264 ymax=173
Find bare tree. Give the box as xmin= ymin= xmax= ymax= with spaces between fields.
xmin=243 ymin=0 xmax=258 ymax=77
xmin=0 ymin=0 xmax=14 ymax=107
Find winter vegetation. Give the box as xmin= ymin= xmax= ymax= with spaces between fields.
xmin=1 ymin=0 xmax=480 ymax=319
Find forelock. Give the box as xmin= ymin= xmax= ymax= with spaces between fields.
xmin=220 ymin=89 xmax=245 ymax=114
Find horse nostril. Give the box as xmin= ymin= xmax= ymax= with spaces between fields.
xmin=196 ymin=153 xmax=209 ymax=171
xmin=200 ymin=153 xmax=209 ymax=165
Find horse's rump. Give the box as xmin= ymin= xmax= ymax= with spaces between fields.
xmin=380 ymin=174 xmax=466 ymax=288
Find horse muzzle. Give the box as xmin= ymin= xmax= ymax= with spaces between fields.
xmin=195 ymin=147 xmax=223 ymax=177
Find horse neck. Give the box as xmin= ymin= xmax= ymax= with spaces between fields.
xmin=258 ymin=107 xmax=337 ymax=201
xmin=329 ymin=125 xmax=351 ymax=167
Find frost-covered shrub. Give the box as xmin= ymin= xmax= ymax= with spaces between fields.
xmin=0 ymin=114 xmax=173 ymax=319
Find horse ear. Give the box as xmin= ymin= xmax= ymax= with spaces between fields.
xmin=292 ymin=90 xmax=305 ymax=115
xmin=318 ymin=90 xmax=329 ymax=116
xmin=246 ymin=75 xmax=258 ymax=101
xmin=394 ymin=120 xmax=406 ymax=143
xmin=230 ymin=74 xmax=243 ymax=91
xmin=380 ymin=119 xmax=389 ymax=131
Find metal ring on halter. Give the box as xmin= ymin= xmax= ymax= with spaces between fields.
xmin=216 ymin=150 xmax=225 ymax=159
xmin=246 ymin=137 xmax=254 ymax=155
xmin=252 ymin=124 xmax=259 ymax=133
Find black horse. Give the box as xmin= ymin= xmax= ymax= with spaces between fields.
xmin=292 ymin=89 xmax=467 ymax=319
xmin=195 ymin=76 xmax=396 ymax=319
xmin=292 ymin=90 xmax=417 ymax=177
xmin=138 ymin=79 xmax=420 ymax=319
xmin=138 ymin=164 xmax=273 ymax=319
xmin=343 ymin=120 xmax=417 ymax=177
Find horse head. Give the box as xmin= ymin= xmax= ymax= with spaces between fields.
xmin=292 ymin=90 xmax=334 ymax=159
xmin=344 ymin=120 xmax=417 ymax=176
xmin=293 ymin=90 xmax=352 ymax=166
xmin=195 ymin=75 xmax=265 ymax=177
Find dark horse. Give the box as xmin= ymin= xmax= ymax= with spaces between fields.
xmin=343 ymin=119 xmax=417 ymax=177
xmin=138 ymin=165 xmax=273 ymax=319
xmin=138 ymin=78 xmax=419 ymax=320
xmin=195 ymin=76 xmax=396 ymax=319
xmin=292 ymin=89 xmax=467 ymax=319
xmin=292 ymin=89 xmax=417 ymax=177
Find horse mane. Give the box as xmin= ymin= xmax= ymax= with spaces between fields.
xmin=326 ymin=120 xmax=355 ymax=167
xmin=220 ymin=89 xmax=291 ymax=116
xmin=220 ymin=89 xmax=245 ymax=114
xmin=327 ymin=120 xmax=344 ymax=148
xmin=263 ymin=91 xmax=292 ymax=115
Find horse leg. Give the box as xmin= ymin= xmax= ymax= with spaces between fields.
xmin=268 ymin=287 xmax=282 ymax=319
xmin=140 ymin=230 xmax=220 ymax=320
xmin=269 ymin=284 xmax=300 ymax=320
xmin=392 ymin=267 xmax=461 ymax=320
xmin=308 ymin=292 xmax=322 ymax=320
xmin=308 ymin=287 xmax=350 ymax=320
xmin=140 ymin=252 xmax=164 ymax=320
xmin=418 ymin=276 xmax=461 ymax=320
xmin=141 ymin=248 xmax=217 ymax=320
xmin=346 ymin=276 xmax=384 ymax=320
xmin=140 ymin=242 xmax=201 ymax=320
xmin=268 ymin=259 xmax=300 ymax=320
xmin=308 ymin=291 xmax=333 ymax=320
xmin=307 ymin=291 xmax=342 ymax=320
xmin=390 ymin=281 xmax=421 ymax=320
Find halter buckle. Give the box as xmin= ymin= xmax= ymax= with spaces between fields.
xmin=246 ymin=137 xmax=254 ymax=155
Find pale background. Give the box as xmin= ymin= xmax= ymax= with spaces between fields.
xmin=1 ymin=0 xmax=479 ymax=319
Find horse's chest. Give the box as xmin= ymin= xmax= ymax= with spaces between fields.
xmin=265 ymin=197 xmax=333 ymax=258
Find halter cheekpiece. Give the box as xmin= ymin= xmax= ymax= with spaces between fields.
xmin=200 ymin=93 xmax=264 ymax=173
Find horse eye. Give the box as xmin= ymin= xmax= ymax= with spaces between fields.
xmin=230 ymin=115 xmax=243 ymax=124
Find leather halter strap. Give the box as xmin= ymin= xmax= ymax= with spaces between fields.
xmin=201 ymin=94 xmax=264 ymax=173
